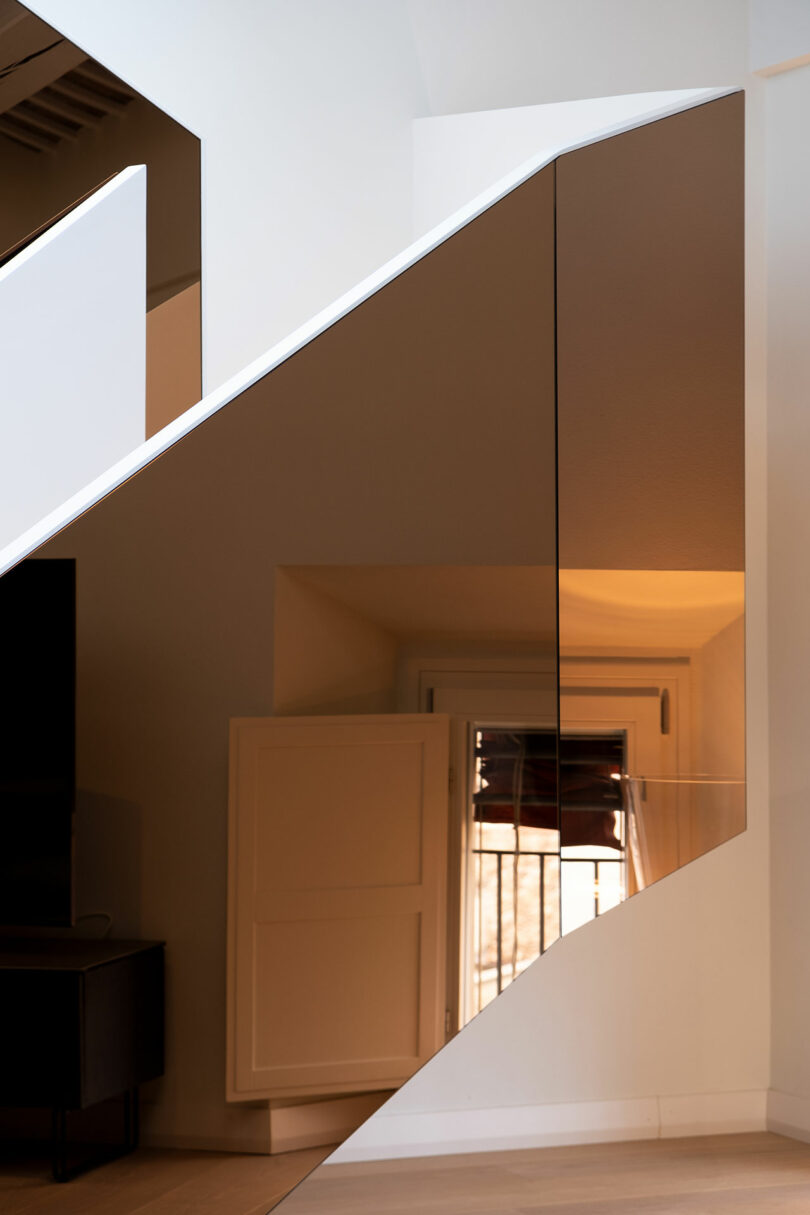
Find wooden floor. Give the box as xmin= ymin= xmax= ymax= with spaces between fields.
xmin=278 ymin=1133 xmax=810 ymax=1214
xmin=0 ymin=1142 xmax=329 ymax=1215
xmin=4 ymin=1133 xmax=810 ymax=1213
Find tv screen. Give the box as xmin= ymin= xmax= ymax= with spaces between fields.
xmin=0 ymin=558 xmax=75 ymax=926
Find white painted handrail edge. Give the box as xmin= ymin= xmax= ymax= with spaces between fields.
xmin=0 ymin=164 xmax=146 ymax=287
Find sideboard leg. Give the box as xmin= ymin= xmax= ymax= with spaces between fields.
xmin=50 ymin=1090 xmax=140 ymax=1181
xmin=123 ymin=1088 xmax=140 ymax=1151
xmin=52 ymin=1107 xmax=68 ymax=1183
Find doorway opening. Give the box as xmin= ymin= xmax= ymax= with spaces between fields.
xmin=468 ymin=726 xmax=627 ymax=1018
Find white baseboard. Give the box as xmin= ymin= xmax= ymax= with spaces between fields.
xmin=269 ymin=1092 xmax=392 ymax=1154
xmin=660 ymin=1090 xmax=767 ymax=1138
xmin=767 ymin=1089 xmax=810 ymax=1142
xmin=142 ymin=1091 xmax=393 ymax=1156
xmin=329 ymin=1090 xmax=767 ymax=1163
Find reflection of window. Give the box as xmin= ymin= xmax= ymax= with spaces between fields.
xmin=559 ymin=733 xmax=626 ymax=935
xmin=471 ymin=729 xmax=626 ymax=1016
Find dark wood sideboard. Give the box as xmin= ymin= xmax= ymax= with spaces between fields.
xmin=0 ymin=938 xmax=164 ymax=1180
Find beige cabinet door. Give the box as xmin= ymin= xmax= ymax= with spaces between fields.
xmin=227 ymin=714 xmax=449 ymax=1101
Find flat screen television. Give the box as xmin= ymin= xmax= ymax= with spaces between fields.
xmin=0 ymin=558 xmax=75 ymax=926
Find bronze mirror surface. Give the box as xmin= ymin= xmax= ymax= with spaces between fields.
xmin=557 ymin=94 xmax=745 ymax=904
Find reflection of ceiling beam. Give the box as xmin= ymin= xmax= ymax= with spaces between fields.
xmin=0 ymin=0 xmax=27 ymax=39
xmin=49 ymin=73 xmax=128 ymax=115
xmin=71 ymin=60 xmax=131 ymax=96
xmin=0 ymin=5 xmax=136 ymax=153
xmin=0 ymin=57 xmax=135 ymax=152
xmin=0 ymin=109 xmax=55 ymax=151
xmin=33 ymin=86 xmax=97 ymax=124
xmin=0 ymin=13 xmax=84 ymax=117
xmin=12 ymin=99 xmax=78 ymax=139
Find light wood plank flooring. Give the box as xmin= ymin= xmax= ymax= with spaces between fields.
xmin=4 ymin=1133 xmax=810 ymax=1213
xmin=277 ymin=1133 xmax=810 ymax=1214
xmin=0 ymin=1143 xmax=329 ymax=1215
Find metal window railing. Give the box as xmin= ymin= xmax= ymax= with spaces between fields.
xmin=473 ymin=846 xmax=625 ymax=998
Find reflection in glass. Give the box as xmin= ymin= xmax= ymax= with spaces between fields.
xmin=559 ymin=733 xmax=626 ymax=934
xmin=270 ymin=95 xmax=744 ymax=1201
xmin=471 ymin=728 xmax=559 ymax=1014
xmin=556 ymin=94 xmax=745 ymax=896
xmin=624 ymin=775 xmax=746 ymax=891
xmin=471 ymin=728 xmax=636 ymax=1010
xmin=558 ymin=570 xmax=745 ymax=892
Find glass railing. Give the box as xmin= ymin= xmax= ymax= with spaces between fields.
xmin=470 ymin=757 xmax=745 ymax=1017
xmin=623 ymin=774 xmax=746 ymax=892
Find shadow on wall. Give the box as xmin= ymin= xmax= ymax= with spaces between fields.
xmin=74 ymin=790 xmax=142 ymax=939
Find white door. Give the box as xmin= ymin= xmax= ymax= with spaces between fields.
xmin=227 ymin=714 xmax=449 ymax=1101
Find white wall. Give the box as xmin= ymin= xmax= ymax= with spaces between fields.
xmin=750 ymin=0 xmax=810 ymax=74
xmin=24 ymin=0 xmax=429 ymax=393
xmin=0 ymin=166 xmax=145 ymax=549
xmin=764 ymin=59 xmax=810 ymax=1139
xmin=405 ymin=0 xmax=747 ymax=113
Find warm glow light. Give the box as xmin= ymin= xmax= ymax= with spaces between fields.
xmin=558 ymin=568 xmax=745 ymax=650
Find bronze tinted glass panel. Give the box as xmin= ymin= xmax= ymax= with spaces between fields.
xmin=273 ymin=94 xmax=746 ymax=1208
xmin=556 ymin=95 xmax=745 ymax=892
